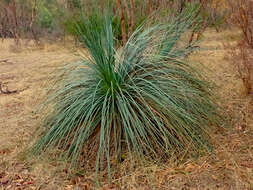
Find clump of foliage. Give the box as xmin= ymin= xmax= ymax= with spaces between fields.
xmin=64 ymin=11 xmax=123 ymax=45
xmin=36 ymin=6 xmax=53 ymax=32
xmin=33 ymin=11 xmax=222 ymax=179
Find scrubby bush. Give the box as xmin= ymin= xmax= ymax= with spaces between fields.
xmin=0 ymin=0 xmax=63 ymax=43
xmin=33 ymin=11 xmax=222 ymax=179
xmin=226 ymin=0 xmax=253 ymax=95
xmin=202 ymin=0 xmax=228 ymax=32
xmin=36 ymin=6 xmax=53 ymax=32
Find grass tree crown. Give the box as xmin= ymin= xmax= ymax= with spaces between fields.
xmin=33 ymin=12 xmax=222 ymax=179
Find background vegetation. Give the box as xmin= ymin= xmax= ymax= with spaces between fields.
xmin=225 ymin=0 xmax=253 ymax=95
xmin=0 ymin=0 xmax=228 ymax=44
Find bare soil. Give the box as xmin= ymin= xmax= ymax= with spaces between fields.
xmin=0 ymin=30 xmax=252 ymax=190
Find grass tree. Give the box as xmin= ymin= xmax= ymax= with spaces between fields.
xmin=33 ymin=10 xmax=222 ymax=180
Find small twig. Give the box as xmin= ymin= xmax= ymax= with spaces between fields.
xmin=0 ymin=59 xmax=8 ymax=63
xmin=0 ymin=59 xmax=13 ymax=64
xmin=0 ymin=82 xmax=18 ymax=94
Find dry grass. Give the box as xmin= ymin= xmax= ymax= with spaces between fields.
xmin=0 ymin=29 xmax=253 ymax=190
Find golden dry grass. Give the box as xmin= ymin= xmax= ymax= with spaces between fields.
xmin=0 ymin=29 xmax=252 ymax=190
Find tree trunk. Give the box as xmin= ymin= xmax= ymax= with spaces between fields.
xmin=129 ymin=0 xmax=135 ymax=35
xmin=148 ymin=0 xmax=152 ymax=15
xmin=116 ymin=0 xmax=127 ymax=44
xmin=123 ymin=0 xmax=131 ymax=39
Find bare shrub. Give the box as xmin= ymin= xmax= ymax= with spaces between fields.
xmin=0 ymin=1 xmax=20 ymax=44
xmin=226 ymin=0 xmax=253 ymax=95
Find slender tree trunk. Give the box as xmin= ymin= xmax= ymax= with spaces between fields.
xmin=129 ymin=0 xmax=135 ymax=35
xmin=30 ymin=0 xmax=39 ymax=43
xmin=116 ymin=0 xmax=127 ymax=44
xmin=1 ymin=8 xmax=9 ymax=40
xmin=8 ymin=1 xmax=19 ymax=44
xmin=123 ymin=0 xmax=131 ymax=39
xmin=148 ymin=0 xmax=152 ymax=15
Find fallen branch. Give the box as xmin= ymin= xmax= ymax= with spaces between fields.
xmin=0 ymin=59 xmax=13 ymax=64
xmin=0 ymin=82 xmax=18 ymax=94
xmin=0 ymin=59 xmax=8 ymax=63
